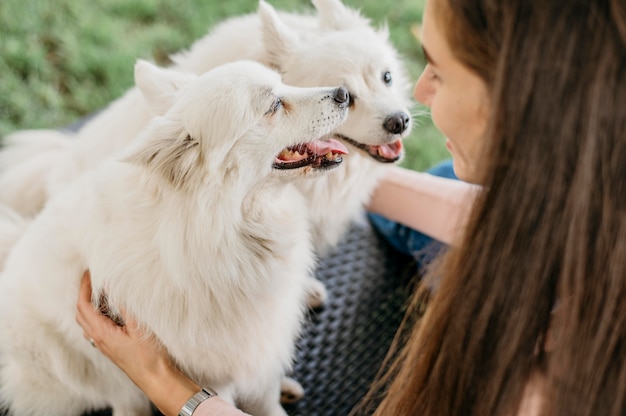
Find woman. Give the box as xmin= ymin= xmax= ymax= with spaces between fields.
xmin=77 ymin=0 xmax=626 ymax=415
xmin=371 ymin=0 xmax=626 ymax=415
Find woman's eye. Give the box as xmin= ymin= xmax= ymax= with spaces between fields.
xmin=426 ymin=66 xmax=440 ymax=82
xmin=382 ymin=71 xmax=392 ymax=85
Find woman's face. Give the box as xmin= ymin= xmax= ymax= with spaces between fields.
xmin=414 ymin=0 xmax=491 ymax=184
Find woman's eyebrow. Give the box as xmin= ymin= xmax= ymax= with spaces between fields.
xmin=421 ymin=45 xmax=438 ymax=66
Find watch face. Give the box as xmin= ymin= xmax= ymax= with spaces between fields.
xmin=201 ymin=387 xmax=218 ymax=397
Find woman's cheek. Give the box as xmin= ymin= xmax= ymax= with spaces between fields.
xmin=429 ymin=99 xmax=450 ymax=140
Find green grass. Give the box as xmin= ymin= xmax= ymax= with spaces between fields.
xmin=0 ymin=0 xmax=448 ymax=171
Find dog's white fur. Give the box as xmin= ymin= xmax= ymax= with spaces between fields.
xmin=0 ymin=0 xmax=413 ymax=256
xmin=0 ymin=60 xmax=348 ymax=416
xmin=0 ymin=205 xmax=28 ymax=268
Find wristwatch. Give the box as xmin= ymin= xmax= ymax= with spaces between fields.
xmin=178 ymin=387 xmax=218 ymax=416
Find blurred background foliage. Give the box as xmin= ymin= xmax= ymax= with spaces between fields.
xmin=0 ymin=0 xmax=447 ymax=171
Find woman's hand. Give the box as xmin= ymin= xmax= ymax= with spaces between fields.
xmin=76 ymin=270 xmax=200 ymax=416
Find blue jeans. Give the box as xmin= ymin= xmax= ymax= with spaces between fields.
xmin=368 ymin=159 xmax=457 ymax=276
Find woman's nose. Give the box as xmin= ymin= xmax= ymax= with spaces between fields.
xmin=413 ymin=69 xmax=434 ymax=107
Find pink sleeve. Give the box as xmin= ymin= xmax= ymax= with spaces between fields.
xmin=368 ymin=165 xmax=481 ymax=245
xmin=192 ymin=396 xmax=252 ymax=416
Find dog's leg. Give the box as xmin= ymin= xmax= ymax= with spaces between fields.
xmin=239 ymin=377 xmax=289 ymax=416
xmin=305 ymin=276 xmax=328 ymax=309
xmin=280 ymin=376 xmax=304 ymax=404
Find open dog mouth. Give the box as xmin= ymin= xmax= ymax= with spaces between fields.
xmin=339 ymin=135 xmax=403 ymax=163
xmin=273 ymin=138 xmax=348 ymax=170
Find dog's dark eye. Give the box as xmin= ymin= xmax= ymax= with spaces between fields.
xmin=267 ymin=98 xmax=282 ymax=115
xmin=382 ymin=71 xmax=392 ymax=86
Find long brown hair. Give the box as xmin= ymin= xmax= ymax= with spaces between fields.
xmin=369 ymin=0 xmax=626 ymax=415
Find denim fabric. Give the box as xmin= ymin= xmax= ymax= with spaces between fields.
xmin=368 ymin=159 xmax=457 ymax=274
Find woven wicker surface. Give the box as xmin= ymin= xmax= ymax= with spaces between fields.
xmin=283 ymin=216 xmax=414 ymax=416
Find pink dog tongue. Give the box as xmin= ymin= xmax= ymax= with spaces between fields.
xmin=306 ymin=138 xmax=348 ymax=156
xmin=370 ymin=140 xmax=403 ymax=159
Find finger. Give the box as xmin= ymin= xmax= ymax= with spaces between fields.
xmin=76 ymin=309 xmax=99 ymax=351
xmin=76 ymin=271 xmax=120 ymax=335
xmin=77 ymin=270 xmax=93 ymax=311
xmin=76 ymin=271 xmax=93 ymax=331
xmin=75 ymin=300 xmax=96 ymax=334
xmin=82 ymin=269 xmax=92 ymax=290
xmin=116 ymin=305 xmax=135 ymax=329
xmin=75 ymin=305 xmax=89 ymax=332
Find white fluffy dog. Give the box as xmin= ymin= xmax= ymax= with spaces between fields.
xmin=0 ymin=0 xmax=412 ymax=258
xmin=0 ymin=60 xmax=350 ymax=416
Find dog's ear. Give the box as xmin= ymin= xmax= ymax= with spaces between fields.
xmin=377 ymin=21 xmax=390 ymax=41
xmin=125 ymin=125 xmax=202 ymax=190
xmin=258 ymin=0 xmax=299 ymax=70
xmin=312 ymin=0 xmax=368 ymax=30
xmin=134 ymin=60 xmax=197 ymax=116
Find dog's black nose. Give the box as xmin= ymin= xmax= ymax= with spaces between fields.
xmin=383 ymin=112 xmax=410 ymax=135
xmin=333 ymin=87 xmax=350 ymax=106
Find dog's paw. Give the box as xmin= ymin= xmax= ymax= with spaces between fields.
xmin=280 ymin=376 xmax=304 ymax=404
xmin=305 ymin=277 xmax=328 ymax=309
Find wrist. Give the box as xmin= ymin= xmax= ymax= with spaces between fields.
xmin=140 ymin=359 xmax=201 ymax=416
xmin=178 ymin=387 xmax=218 ymax=416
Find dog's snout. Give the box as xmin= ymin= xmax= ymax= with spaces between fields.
xmin=333 ymin=87 xmax=350 ymax=107
xmin=383 ymin=112 xmax=410 ymax=135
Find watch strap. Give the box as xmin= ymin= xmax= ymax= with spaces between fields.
xmin=178 ymin=387 xmax=218 ymax=416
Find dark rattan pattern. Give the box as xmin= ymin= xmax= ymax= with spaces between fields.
xmin=283 ymin=217 xmax=413 ymax=416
